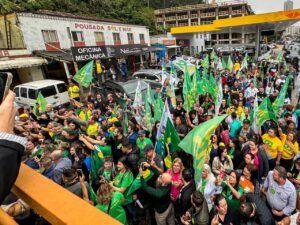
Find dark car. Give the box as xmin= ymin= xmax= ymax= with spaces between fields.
xmin=92 ymin=79 xmax=148 ymax=101
xmin=132 ymin=69 xmax=183 ymax=94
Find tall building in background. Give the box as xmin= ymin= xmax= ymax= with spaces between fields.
xmin=284 ymin=0 xmax=293 ymax=11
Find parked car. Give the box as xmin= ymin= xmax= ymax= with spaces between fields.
xmin=93 ymin=79 xmax=148 ymax=101
xmin=132 ymin=69 xmax=183 ymax=93
xmin=13 ymin=79 xmax=69 ymax=109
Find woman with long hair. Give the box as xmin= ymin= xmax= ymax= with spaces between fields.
xmin=212 ymin=147 xmax=233 ymax=176
xmin=279 ymin=130 xmax=299 ymax=171
xmin=109 ymin=156 xmax=136 ymax=225
xmin=216 ymin=170 xmax=243 ymax=211
xmin=208 ymin=134 xmax=220 ymax=166
xmin=246 ymin=139 xmax=269 ymax=183
xmin=197 ymin=164 xmax=217 ymax=210
xmin=167 ymin=158 xmax=184 ymax=202
xmin=96 ymin=183 xmax=127 ymax=224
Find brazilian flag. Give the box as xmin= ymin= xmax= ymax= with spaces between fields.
xmin=73 ymin=60 xmax=94 ymax=88
xmin=91 ymin=147 xmax=104 ymax=181
xmin=178 ymin=115 xmax=227 ymax=182
xmin=257 ymin=97 xmax=277 ymax=126
xmin=126 ymin=169 xmax=154 ymax=196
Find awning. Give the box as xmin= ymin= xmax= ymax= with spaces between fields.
xmin=166 ymin=45 xmax=181 ymax=49
xmin=0 ymin=57 xmax=45 ymax=70
xmin=34 ymin=50 xmax=73 ymax=63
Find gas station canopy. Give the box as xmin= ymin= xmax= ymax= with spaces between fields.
xmin=171 ymin=8 xmax=300 ymax=34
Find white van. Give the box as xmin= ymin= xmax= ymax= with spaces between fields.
xmin=13 ymin=79 xmax=70 ymax=108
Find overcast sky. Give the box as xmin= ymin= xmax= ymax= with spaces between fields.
xmin=246 ymin=0 xmax=300 ymax=13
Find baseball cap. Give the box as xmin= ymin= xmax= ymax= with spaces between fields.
xmin=138 ymin=130 xmax=145 ymax=137
xmin=243 ymin=119 xmax=251 ymax=124
xmin=144 ymin=144 xmax=154 ymax=153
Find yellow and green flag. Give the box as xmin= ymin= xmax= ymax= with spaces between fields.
xmin=73 ymin=60 xmax=94 ymax=88
xmin=164 ymin=118 xmax=181 ymax=168
xmin=154 ymin=93 xmax=164 ymax=121
xmin=183 ymin=63 xmax=193 ymax=112
xmin=33 ymin=92 xmax=48 ymax=116
xmin=227 ymin=56 xmax=233 ymax=71
xmin=257 ymin=97 xmax=277 ymax=126
xmin=178 ymin=114 xmax=228 ymax=182
xmin=201 ymin=55 xmax=210 ymax=69
xmin=91 ymin=147 xmax=104 ymax=181
xmin=144 ymin=93 xmax=154 ymax=131
xmin=208 ymin=73 xmax=218 ymax=100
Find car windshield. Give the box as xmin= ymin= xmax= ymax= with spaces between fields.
xmin=123 ymin=81 xmax=148 ymax=94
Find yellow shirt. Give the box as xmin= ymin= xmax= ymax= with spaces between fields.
xmin=262 ymin=134 xmax=283 ymax=159
xmin=280 ymin=134 xmax=299 ymax=160
xmin=236 ymin=106 xmax=244 ymax=117
xmin=68 ymin=85 xmax=80 ymax=99
xmin=234 ymin=62 xmax=241 ymax=72
xmin=79 ymin=110 xmax=91 ymax=131
xmin=87 ymin=122 xmax=99 ymax=137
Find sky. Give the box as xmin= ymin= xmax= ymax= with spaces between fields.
xmin=246 ymin=0 xmax=300 ymax=13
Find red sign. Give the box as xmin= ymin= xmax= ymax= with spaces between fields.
xmin=162 ymin=40 xmax=176 ymax=45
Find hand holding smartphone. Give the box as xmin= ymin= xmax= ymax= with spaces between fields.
xmin=0 ymin=72 xmax=12 ymax=105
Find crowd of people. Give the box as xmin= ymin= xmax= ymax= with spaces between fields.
xmin=2 ymin=52 xmax=300 ymax=225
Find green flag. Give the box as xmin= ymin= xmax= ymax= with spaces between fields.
xmin=183 ymin=64 xmax=193 ymax=112
xmin=126 ymin=169 xmax=154 ymax=196
xmin=208 ymin=73 xmax=218 ymax=100
xmin=122 ymin=112 xmax=129 ymax=136
xmin=227 ymin=56 xmax=233 ymax=71
xmin=73 ymin=60 xmax=94 ymax=88
xmin=253 ymin=75 xmax=257 ymax=88
xmin=272 ymin=78 xmax=289 ymax=115
xmin=91 ymin=147 xmax=104 ymax=181
xmin=33 ymin=92 xmax=48 ymax=116
xmin=222 ymin=58 xmax=227 ymax=70
xmin=37 ymin=92 xmax=48 ymax=112
xmin=88 ymin=183 xmax=98 ymax=204
xmin=144 ymin=93 xmax=154 ymax=131
xmin=257 ymin=97 xmax=277 ymax=126
xmin=178 ymin=115 xmax=228 ymax=182
xmin=277 ymin=51 xmax=283 ymax=63
xmin=165 ymin=118 xmax=181 ymax=153
xmin=189 ymin=65 xmax=199 ymax=107
xmin=154 ymin=93 xmax=164 ymax=121
xmin=147 ymin=84 xmax=155 ymax=106
xmin=201 ymin=55 xmax=210 ymax=69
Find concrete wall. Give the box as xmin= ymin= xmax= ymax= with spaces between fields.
xmin=0 ymin=14 xmax=26 ymax=49
xmin=17 ymin=13 xmax=151 ymax=52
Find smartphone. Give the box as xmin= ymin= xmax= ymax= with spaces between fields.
xmin=77 ymin=169 xmax=83 ymax=177
xmin=0 ymin=72 xmax=13 ymax=104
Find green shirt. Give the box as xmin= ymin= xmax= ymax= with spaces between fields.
xmin=136 ymin=138 xmax=153 ymax=159
xmin=94 ymin=144 xmax=112 ymax=157
xmin=96 ymin=191 xmax=127 ymax=224
xmin=113 ymin=171 xmax=134 ymax=205
xmin=222 ymin=182 xmax=244 ymax=211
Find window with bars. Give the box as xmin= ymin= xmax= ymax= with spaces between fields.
xmin=113 ymin=33 xmax=121 ymax=41
xmin=71 ymin=31 xmax=84 ymax=42
xmin=94 ymin=32 xmax=105 ymax=42
xmin=42 ymin=30 xmax=59 ymax=43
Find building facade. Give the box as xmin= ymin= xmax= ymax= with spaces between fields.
xmin=154 ymin=1 xmax=253 ymax=53
xmin=284 ymin=0 xmax=294 ymax=11
xmin=0 ymin=11 xmax=150 ymax=83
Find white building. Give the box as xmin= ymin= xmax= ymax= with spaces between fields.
xmin=284 ymin=0 xmax=293 ymax=11
xmin=0 ymin=10 xmax=150 ymax=83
